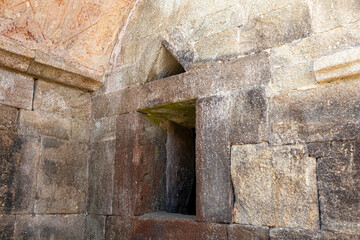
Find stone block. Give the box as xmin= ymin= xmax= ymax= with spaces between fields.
xmin=132 ymin=212 xmax=227 ymax=240
xmin=91 ymin=116 xmax=117 ymax=143
xmin=196 ymin=96 xmax=233 ymax=223
xmin=230 ymin=85 xmax=268 ymax=144
xmin=228 ymin=224 xmax=269 ymax=240
xmin=308 ymin=140 xmax=360 ymax=233
xmin=85 ymin=215 xmax=106 ymax=240
xmin=0 ymin=68 xmax=33 ymax=110
xmin=309 ymin=0 xmax=360 ymax=33
xmin=270 ymin=228 xmax=360 ymax=239
xmin=14 ymin=214 xmax=85 ymax=240
xmin=0 ymin=132 xmax=40 ymax=214
xmin=19 ymin=110 xmax=72 ymax=140
xmin=105 ymin=217 xmax=131 ymax=240
xmin=33 ymin=80 xmax=91 ymax=119
xmin=72 ymin=118 xmax=90 ymax=143
xmin=270 ymin=80 xmax=360 ymax=145
xmin=0 ymin=215 xmax=15 ymax=240
xmin=104 ymin=65 xmax=137 ymax=92
xmin=34 ymin=138 xmax=87 ymax=214
xmin=114 ymin=112 xmax=167 ymax=216
xmin=314 ymin=47 xmax=360 ymax=84
xmin=0 ymin=104 xmax=18 ymax=132
xmin=88 ymin=140 xmax=115 ymax=215
xmin=231 ymin=143 xmax=318 ymax=229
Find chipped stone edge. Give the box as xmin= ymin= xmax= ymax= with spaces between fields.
xmin=314 ymin=47 xmax=360 ymax=84
xmin=0 ymin=38 xmax=103 ymax=92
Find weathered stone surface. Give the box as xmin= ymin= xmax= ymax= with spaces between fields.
xmin=230 ymin=85 xmax=268 ymax=144
xmin=114 ymin=112 xmax=167 ymax=216
xmin=14 ymin=214 xmax=85 ymax=240
xmin=92 ymin=53 xmax=270 ymax=119
xmin=85 ymin=215 xmax=106 ymax=240
xmin=0 ymin=132 xmax=40 ymax=214
xmin=33 ymin=80 xmax=91 ymax=119
xmin=231 ymin=143 xmax=318 ymax=229
xmin=270 ymin=228 xmax=360 ymax=239
xmin=19 ymin=110 xmax=72 ymax=140
xmin=0 ymin=215 xmax=15 ymax=240
xmin=309 ymin=0 xmax=360 ymax=33
xmin=270 ymin=80 xmax=360 ymax=145
xmin=132 ymin=212 xmax=227 ymax=240
xmin=35 ymin=138 xmax=87 ymax=214
xmin=228 ymin=224 xmax=269 ymax=240
xmin=91 ymin=116 xmax=117 ymax=143
xmin=88 ymin=140 xmax=115 ymax=215
xmin=308 ymin=140 xmax=360 ymax=233
xmin=0 ymin=68 xmax=33 ymax=110
xmin=0 ymin=104 xmax=18 ymax=132
xmin=104 ymin=65 xmax=137 ymax=93
xmin=105 ymin=217 xmax=131 ymax=240
xmin=314 ymin=47 xmax=360 ymax=84
xmin=196 ymin=95 xmax=233 ymax=223
xmin=72 ymin=118 xmax=91 ymax=143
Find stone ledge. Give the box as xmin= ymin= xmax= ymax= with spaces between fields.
xmin=314 ymin=47 xmax=360 ymax=84
xmin=0 ymin=38 xmax=103 ymax=91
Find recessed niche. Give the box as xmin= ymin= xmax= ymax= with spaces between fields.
xmin=139 ymin=100 xmax=196 ymax=215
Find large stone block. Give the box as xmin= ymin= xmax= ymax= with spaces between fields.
xmin=0 ymin=215 xmax=15 ymax=240
xmin=91 ymin=116 xmax=117 ymax=143
xmin=0 ymin=68 xmax=33 ymax=110
xmin=0 ymin=132 xmax=40 ymax=214
xmin=270 ymin=80 xmax=360 ymax=145
xmin=0 ymin=104 xmax=18 ymax=132
xmin=19 ymin=110 xmax=72 ymax=140
xmin=114 ymin=112 xmax=167 ymax=216
xmin=33 ymin=80 xmax=91 ymax=119
xmin=34 ymin=138 xmax=87 ymax=214
xmin=105 ymin=217 xmax=131 ymax=240
xmin=309 ymin=0 xmax=360 ymax=33
xmin=85 ymin=215 xmax=106 ymax=240
xmin=14 ymin=214 xmax=85 ymax=240
xmin=88 ymin=140 xmax=115 ymax=215
xmin=270 ymin=228 xmax=360 ymax=239
xmin=132 ymin=212 xmax=227 ymax=240
xmin=308 ymin=140 xmax=360 ymax=233
xmin=228 ymin=224 xmax=269 ymax=240
xmin=231 ymin=143 xmax=318 ymax=229
xmin=230 ymin=85 xmax=268 ymax=144
xmin=196 ymin=96 xmax=233 ymax=223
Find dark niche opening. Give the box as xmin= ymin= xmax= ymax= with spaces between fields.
xmin=140 ymin=100 xmax=196 ymax=215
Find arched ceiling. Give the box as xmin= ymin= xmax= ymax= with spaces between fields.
xmin=0 ymin=0 xmax=135 ymax=75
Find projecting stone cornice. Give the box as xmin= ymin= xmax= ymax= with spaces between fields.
xmin=314 ymin=47 xmax=360 ymax=84
xmin=0 ymin=38 xmax=103 ymax=91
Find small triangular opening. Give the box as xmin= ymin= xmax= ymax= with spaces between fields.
xmin=147 ymin=45 xmax=186 ymax=82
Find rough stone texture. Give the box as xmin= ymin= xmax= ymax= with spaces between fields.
xmin=270 ymin=228 xmax=360 ymax=239
xmin=196 ymin=96 xmax=233 ymax=223
xmin=0 ymin=132 xmax=40 ymax=214
xmin=114 ymin=112 xmax=167 ymax=216
xmin=0 ymin=104 xmax=18 ymax=132
xmin=228 ymin=224 xmax=269 ymax=240
xmin=270 ymin=80 xmax=360 ymax=145
xmin=105 ymin=217 xmax=131 ymax=240
xmin=19 ymin=110 xmax=72 ymax=140
xmin=93 ymin=53 xmax=270 ymax=119
xmin=33 ymin=80 xmax=91 ymax=119
xmin=230 ymin=85 xmax=268 ymax=144
xmin=34 ymin=137 xmax=87 ymax=214
xmin=0 ymin=215 xmax=15 ymax=240
xmin=231 ymin=143 xmax=318 ymax=229
xmin=14 ymin=214 xmax=85 ymax=240
xmin=166 ymin=122 xmax=195 ymax=215
xmin=132 ymin=212 xmax=227 ymax=240
xmin=309 ymin=0 xmax=360 ymax=33
xmin=308 ymin=140 xmax=360 ymax=233
xmin=0 ymin=68 xmax=33 ymax=110
xmin=85 ymin=215 xmax=106 ymax=240
xmin=314 ymin=47 xmax=360 ymax=84
xmin=88 ymin=140 xmax=115 ymax=215
xmin=91 ymin=117 xmax=116 ymax=143
xmin=72 ymin=118 xmax=91 ymax=143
